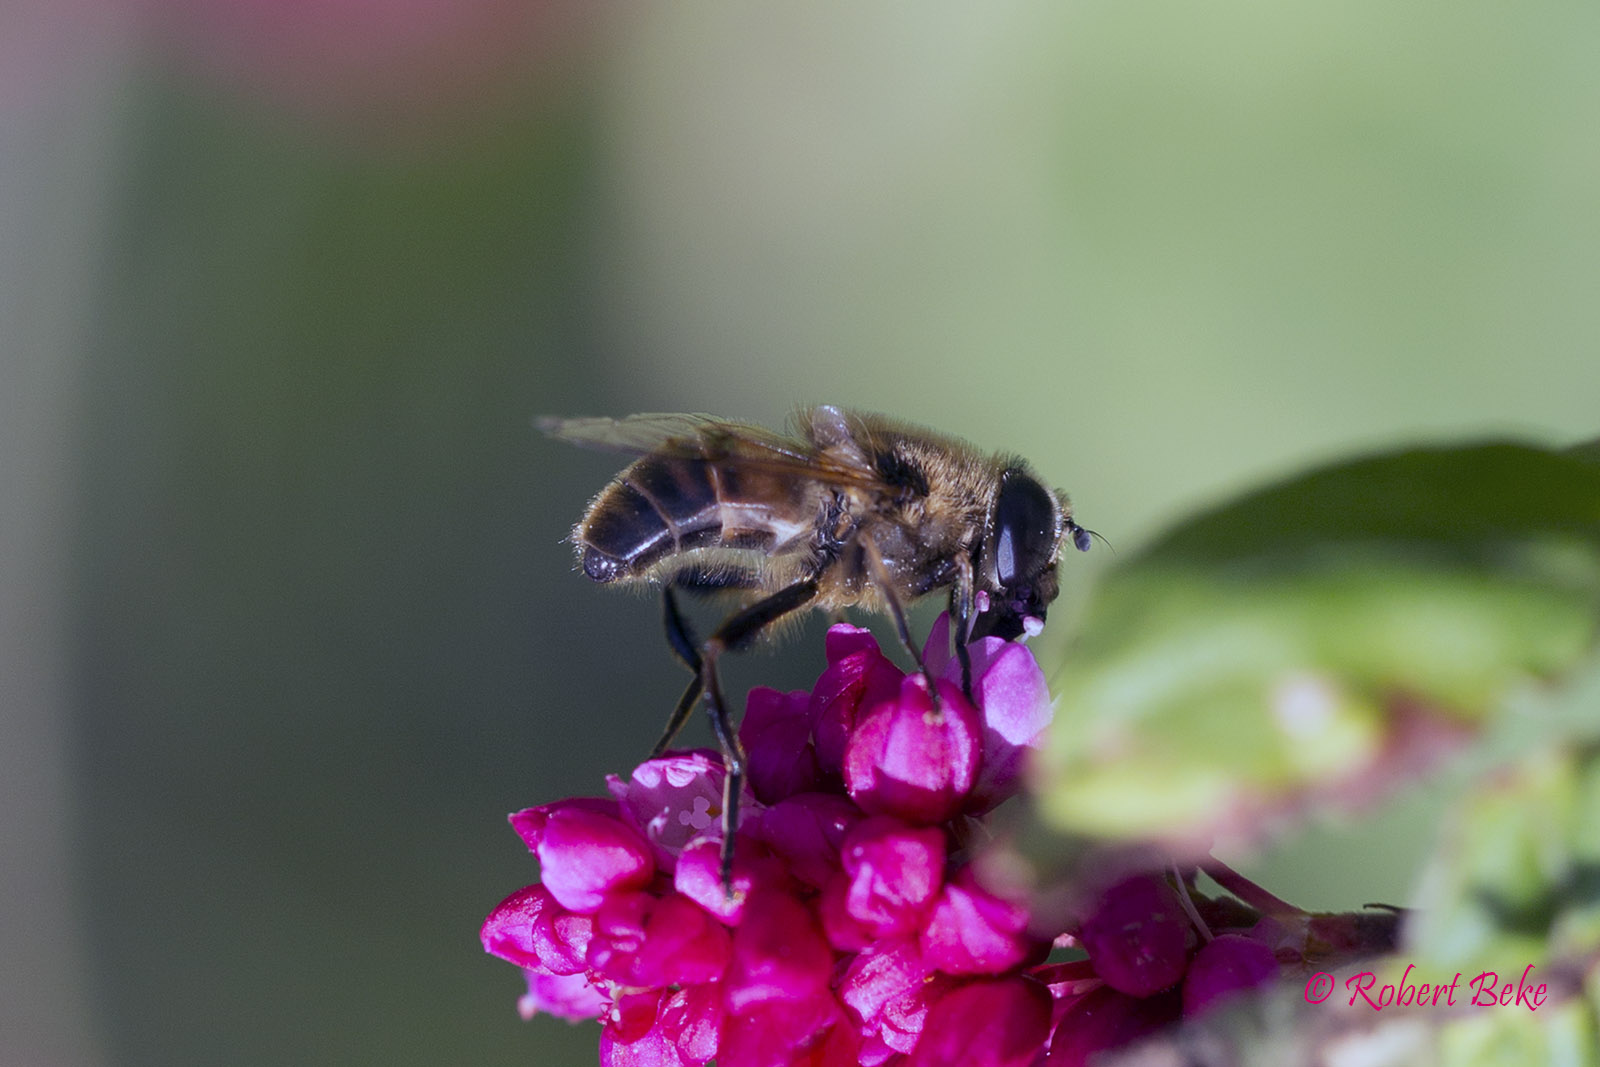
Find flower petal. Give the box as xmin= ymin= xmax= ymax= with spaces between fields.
xmin=1078 ymin=875 xmax=1194 ymax=998
xmin=961 ymin=637 xmax=1054 ymax=813
xmin=920 ymin=866 xmax=1038 ymax=976
xmin=840 ymin=816 xmax=946 ymax=937
xmin=589 ymin=891 xmax=732 ymax=989
xmin=518 ymin=969 xmax=606 ymax=1023
xmin=1181 ymin=933 xmax=1280 ymax=1016
xmin=837 ymin=936 xmax=927 ymax=1035
xmin=906 ymin=977 xmax=1052 ymax=1067
xmin=812 ymin=627 xmax=904 ymax=777
xmin=754 ymin=792 xmax=863 ymax=890
xmin=843 ymin=676 xmax=979 ymax=824
xmin=515 ymin=801 xmax=656 ymax=913
xmin=1043 ymin=986 xmax=1181 ymax=1067
xmin=741 ymin=687 xmax=821 ymax=804
xmin=723 ymin=890 xmax=834 ymax=1014
xmin=674 ymin=835 xmax=789 ymax=926
xmin=480 ymin=883 xmax=593 ymax=975
xmin=607 ymin=750 xmax=727 ymax=870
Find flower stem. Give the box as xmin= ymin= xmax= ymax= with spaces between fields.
xmin=1201 ymin=856 xmax=1302 ymax=918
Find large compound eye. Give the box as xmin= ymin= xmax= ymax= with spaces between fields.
xmin=992 ymin=470 xmax=1059 ymax=587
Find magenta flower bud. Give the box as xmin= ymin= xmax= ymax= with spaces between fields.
xmin=722 ymin=885 xmax=850 ymax=1067
xmin=1181 ymin=933 xmax=1281 ymax=1017
xmin=719 ymin=1001 xmax=848 ymax=1067
xmin=817 ymin=872 xmax=874 ymax=953
xmin=480 ymin=883 xmax=593 ymax=975
xmin=609 ymin=988 xmax=665 ymax=1044
xmin=659 ymin=984 xmax=722 ymax=1066
xmin=606 ymin=750 xmax=727 ymax=870
xmin=1078 ymin=875 xmax=1194 ymax=997
xmin=601 ymin=991 xmax=688 ymax=1067
xmin=837 ymin=937 xmax=927 ymax=1034
xmin=1029 ymin=959 xmax=1100 ymax=1023
xmin=720 ymin=893 xmax=842 ymax=1064
xmin=804 ymin=1022 xmax=865 ymax=1067
xmin=723 ymin=889 xmax=835 ymax=1015
xmin=918 ymin=611 xmax=960 ymax=677
xmin=919 ymin=866 xmax=1038 ymax=976
xmin=508 ymin=795 xmax=621 ymax=850
xmin=823 ymin=622 xmax=890 ymax=664
xmin=921 ymin=613 xmax=1055 ymax=812
xmin=754 ymin=792 xmax=863 ymax=890
xmin=1043 ymin=986 xmax=1181 ymax=1067
xmin=510 ymin=799 xmax=655 ymax=914
xmin=637 ymin=894 xmax=731 ymax=987
xmin=674 ymin=835 xmax=788 ymax=926
xmin=740 ymin=687 xmax=822 ymax=804
xmin=856 ymin=1034 xmax=897 ymax=1067
xmin=587 ymin=889 xmax=650 ymax=982
xmin=880 ymin=971 xmax=958 ymax=1055
xmin=588 ymin=890 xmax=732 ymax=989
xmin=518 ymin=968 xmax=606 ymax=1022
xmin=842 ymin=675 xmax=979 ymax=824
xmin=601 ymin=1021 xmax=689 ymax=1067
xmin=905 ymin=977 xmax=1052 ymax=1067
xmin=811 ymin=625 xmax=905 ymax=776
xmin=960 ymin=636 xmax=1053 ymax=812
xmin=840 ymin=816 xmax=946 ymax=937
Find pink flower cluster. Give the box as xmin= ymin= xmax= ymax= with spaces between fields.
xmin=481 ymin=621 xmax=1289 ymax=1066
xmin=1041 ymin=873 xmax=1290 ymax=1063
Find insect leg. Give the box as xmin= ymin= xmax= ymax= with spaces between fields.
xmin=861 ymin=537 xmax=941 ymax=703
xmin=651 ymin=588 xmax=704 ymax=757
xmin=653 ymin=565 xmax=767 ymax=756
xmin=700 ymin=577 xmax=821 ymax=892
xmin=949 ymin=556 xmax=976 ymax=701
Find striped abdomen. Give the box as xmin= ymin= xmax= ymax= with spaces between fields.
xmin=576 ymin=453 xmax=822 ymax=584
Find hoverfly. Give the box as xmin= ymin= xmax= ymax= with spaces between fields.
xmin=540 ymin=405 xmax=1090 ymax=886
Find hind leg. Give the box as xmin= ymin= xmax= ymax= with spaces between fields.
xmin=694 ymin=578 xmax=820 ymax=893
xmin=653 ymin=565 xmax=765 ymax=755
xmin=652 ymin=588 xmax=704 ymax=757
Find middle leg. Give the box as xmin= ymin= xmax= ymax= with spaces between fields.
xmin=860 ymin=536 xmax=942 ymax=704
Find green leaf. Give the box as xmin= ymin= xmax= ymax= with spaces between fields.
xmin=1406 ymin=746 xmax=1589 ymax=975
xmin=1033 ymin=441 xmax=1600 ymax=844
xmin=1437 ymin=1000 xmax=1596 ymax=1067
xmin=1139 ymin=441 xmax=1600 ymax=563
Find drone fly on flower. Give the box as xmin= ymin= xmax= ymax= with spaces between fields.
xmin=540 ymin=405 xmax=1090 ymax=887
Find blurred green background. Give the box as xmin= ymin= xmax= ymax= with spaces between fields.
xmin=4 ymin=2 xmax=1598 ymax=1064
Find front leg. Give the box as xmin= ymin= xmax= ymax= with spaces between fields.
xmin=949 ymin=555 xmax=975 ymax=701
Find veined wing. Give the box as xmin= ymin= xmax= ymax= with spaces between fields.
xmin=537 ymin=412 xmax=882 ymax=488
xmin=536 ymin=413 xmax=808 ymax=458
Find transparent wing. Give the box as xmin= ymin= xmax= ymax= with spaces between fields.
xmin=536 ymin=413 xmax=805 ymax=458
xmin=537 ymin=412 xmax=883 ymax=488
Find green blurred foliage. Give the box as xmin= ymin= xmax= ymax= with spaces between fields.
xmin=1409 ymin=742 xmax=1600 ymax=979
xmin=75 ymin=78 xmax=621 ymax=1066
xmin=1034 ymin=443 xmax=1600 ymax=842
xmin=1024 ymin=442 xmax=1600 ymax=1061
xmin=598 ymin=2 xmax=1600 ymax=539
